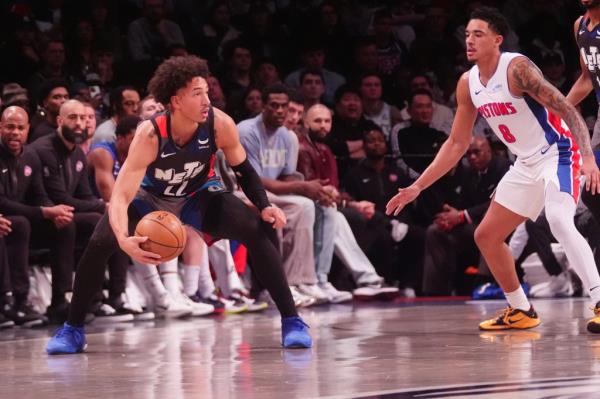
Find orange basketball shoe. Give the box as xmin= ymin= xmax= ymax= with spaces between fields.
xmin=479 ymin=307 xmax=541 ymax=330
xmin=586 ymin=302 xmax=600 ymax=333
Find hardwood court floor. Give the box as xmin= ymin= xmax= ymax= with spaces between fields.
xmin=2 ymin=298 xmax=600 ymax=399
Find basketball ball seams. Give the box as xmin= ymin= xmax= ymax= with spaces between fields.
xmin=139 ymin=218 xmax=181 ymax=247
xmin=135 ymin=234 xmax=183 ymax=249
xmin=144 ymin=239 xmax=179 ymax=259
xmin=134 ymin=211 xmax=185 ymax=261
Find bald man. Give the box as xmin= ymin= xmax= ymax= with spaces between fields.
xmin=31 ymin=100 xmax=133 ymax=322
xmin=422 ymin=135 xmax=511 ymax=295
xmin=297 ymin=104 xmax=398 ymax=301
xmin=0 ymin=106 xmax=75 ymax=326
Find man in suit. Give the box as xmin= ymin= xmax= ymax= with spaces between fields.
xmin=422 ymin=135 xmax=510 ymax=295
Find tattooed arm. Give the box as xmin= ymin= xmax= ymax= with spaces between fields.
xmin=509 ymin=56 xmax=592 ymax=154
xmin=109 ymin=120 xmax=161 ymax=263
xmin=508 ymin=56 xmax=599 ymax=193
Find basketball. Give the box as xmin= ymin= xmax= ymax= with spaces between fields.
xmin=134 ymin=211 xmax=187 ymax=262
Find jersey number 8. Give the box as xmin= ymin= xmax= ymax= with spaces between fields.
xmin=498 ymin=124 xmax=516 ymax=143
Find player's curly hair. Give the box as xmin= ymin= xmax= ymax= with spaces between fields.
xmin=147 ymin=56 xmax=210 ymax=106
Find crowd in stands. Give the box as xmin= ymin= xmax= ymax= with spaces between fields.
xmin=0 ymin=0 xmax=597 ymax=329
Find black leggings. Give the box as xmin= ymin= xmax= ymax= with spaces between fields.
xmin=68 ymin=192 xmax=297 ymax=326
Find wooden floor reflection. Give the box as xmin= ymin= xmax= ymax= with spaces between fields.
xmin=3 ymin=298 xmax=600 ymax=398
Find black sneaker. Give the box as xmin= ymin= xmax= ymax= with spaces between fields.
xmin=88 ymin=301 xmax=134 ymax=323
xmin=227 ymin=290 xmax=267 ymax=312
xmin=46 ymin=302 xmax=70 ymax=325
xmin=0 ymin=292 xmax=14 ymax=314
xmin=108 ymin=295 xmax=154 ymax=321
xmin=0 ymin=312 xmax=14 ymax=329
xmin=2 ymin=294 xmax=46 ymax=327
xmin=189 ymin=291 xmax=225 ymax=314
xmin=13 ymin=302 xmax=47 ymax=327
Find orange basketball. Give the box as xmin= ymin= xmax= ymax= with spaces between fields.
xmin=134 ymin=211 xmax=187 ymax=262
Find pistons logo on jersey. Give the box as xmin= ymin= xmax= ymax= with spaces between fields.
xmin=477 ymin=102 xmax=517 ymax=119
xmin=154 ymin=161 xmax=205 ymax=197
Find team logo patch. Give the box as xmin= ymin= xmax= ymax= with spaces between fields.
xmin=76 ymin=161 xmax=83 ymax=172
xmin=24 ymin=166 xmax=32 ymax=177
xmin=389 ymin=174 xmax=398 ymax=183
xmin=490 ymin=83 xmax=503 ymax=93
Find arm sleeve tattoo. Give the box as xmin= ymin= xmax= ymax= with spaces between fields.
xmin=512 ymin=58 xmax=592 ymax=156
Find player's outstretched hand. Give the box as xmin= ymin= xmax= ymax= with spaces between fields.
xmin=261 ymin=205 xmax=286 ymax=229
xmin=386 ymin=184 xmax=422 ymax=216
xmin=118 ymin=235 xmax=162 ymax=265
xmin=582 ymin=155 xmax=600 ymax=195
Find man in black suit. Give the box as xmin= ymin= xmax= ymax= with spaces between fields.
xmin=422 ymin=135 xmax=510 ymax=295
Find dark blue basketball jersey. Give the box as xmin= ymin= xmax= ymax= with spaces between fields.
xmin=141 ymin=108 xmax=223 ymax=198
xmin=577 ymin=15 xmax=600 ymax=102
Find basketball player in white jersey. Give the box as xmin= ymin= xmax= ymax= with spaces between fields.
xmin=387 ymin=7 xmax=600 ymax=332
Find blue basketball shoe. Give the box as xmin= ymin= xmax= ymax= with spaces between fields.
xmin=472 ymin=282 xmax=530 ymax=300
xmin=282 ymin=316 xmax=312 ymax=348
xmin=46 ymin=323 xmax=87 ymax=355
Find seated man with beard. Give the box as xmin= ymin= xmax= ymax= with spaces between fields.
xmin=31 ymin=100 xmax=133 ymax=322
xmin=298 ymin=104 xmax=400 ymax=298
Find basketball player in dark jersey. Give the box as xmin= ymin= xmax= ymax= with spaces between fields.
xmin=567 ymin=0 xmax=600 ymax=220
xmin=47 ymin=56 xmax=312 ymax=354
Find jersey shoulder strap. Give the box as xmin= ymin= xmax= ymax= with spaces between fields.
xmin=150 ymin=111 xmax=169 ymax=139
xmin=149 ymin=111 xmax=170 ymax=156
xmin=207 ymin=106 xmax=217 ymax=152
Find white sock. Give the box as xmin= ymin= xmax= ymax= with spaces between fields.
xmin=197 ymin=246 xmax=215 ymax=298
xmin=209 ymin=240 xmax=245 ymax=297
xmin=505 ymin=286 xmax=530 ymax=311
xmin=590 ymin=286 xmax=600 ymax=306
xmin=183 ymin=264 xmax=201 ymax=297
xmin=159 ymin=258 xmax=180 ymax=295
xmin=134 ymin=262 xmax=167 ymax=306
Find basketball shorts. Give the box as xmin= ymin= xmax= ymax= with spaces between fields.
xmin=130 ymin=177 xmax=228 ymax=236
xmin=494 ymin=151 xmax=582 ymax=221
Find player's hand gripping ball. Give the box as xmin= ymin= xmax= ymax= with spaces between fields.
xmin=135 ymin=211 xmax=187 ymax=262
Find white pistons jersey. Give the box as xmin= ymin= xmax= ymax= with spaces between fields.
xmin=468 ymin=52 xmax=581 ymax=204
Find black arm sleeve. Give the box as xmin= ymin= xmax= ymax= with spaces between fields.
xmin=231 ymin=158 xmax=270 ymax=211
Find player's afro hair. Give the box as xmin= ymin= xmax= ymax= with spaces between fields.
xmin=148 ymin=56 xmax=210 ymax=106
